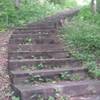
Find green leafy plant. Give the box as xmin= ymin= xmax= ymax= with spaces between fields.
xmin=25 ymin=37 xmax=32 ymax=44
xmin=48 ymin=0 xmax=77 ymax=7
xmin=87 ymin=61 xmax=100 ymax=79
xmin=48 ymin=96 xmax=55 ymax=100
xmin=60 ymin=72 xmax=72 ymax=80
xmin=60 ymin=96 xmax=68 ymax=100
xmin=76 ymin=7 xmax=100 ymax=26
xmin=37 ymin=95 xmax=44 ymax=100
xmin=60 ymin=12 xmax=100 ymax=63
xmin=30 ymin=94 xmax=44 ymax=100
xmin=94 ymin=69 xmax=100 ymax=78
xmin=28 ymin=75 xmax=44 ymax=83
xmin=71 ymin=74 xmax=81 ymax=81
xmin=35 ymin=63 xmax=44 ymax=69
xmin=60 ymin=6 xmax=100 ymax=64
xmin=60 ymin=71 xmax=81 ymax=81
xmin=11 ymin=96 xmax=20 ymax=100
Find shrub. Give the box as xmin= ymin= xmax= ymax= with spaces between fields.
xmin=60 ymin=7 xmax=100 ymax=79
xmin=48 ymin=0 xmax=77 ymax=7
xmin=76 ymin=7 xmax=100 ymax=26
xmin=61 ymin=20 xmax=100 ymax=60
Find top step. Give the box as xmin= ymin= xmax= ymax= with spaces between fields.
xmin=15 ymin=26 xmax=55 ymax=30
xmin=13 ymin=29 xmax=57 ymax=34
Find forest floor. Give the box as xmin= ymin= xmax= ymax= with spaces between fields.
xmin=0 ymin=31 xmax=12 ymax=100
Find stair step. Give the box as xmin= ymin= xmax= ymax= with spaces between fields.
xmin=9 ymin=47 xmax=66 ymax=53
xmin=8 ymin=58 xmax=82 ymax=70
xmin=12 ymin=31 xmax=57 ymax=35
xmin=12 ymin=80 xmax=100 ymax=100
xmin=9 ymin=36 xmax=60 ymax=44
xmin=14 ymin=29 xmax=56 ymax=34
xmin=11 ymin=33 xmax=49 ymax=39
xmin=11 ymin=30 xmax=57 ymax=37
xmin=10 ymin=34 xmax=59 ymax=40
xmin=11 ymin=32 xmax=57 ymax=38
xmin=8 ymin=49 xmax=67 ymax=54
xmin=8 ymin=44 xmax=65 ymax=52
xmin=11 ymin=67 xmax=87 ymax=85
xmin=16 ymin=26 xmax=55 ymax=30
xmin=9 ymin=51 xmax=70 ymax=60
xmin=70 ymin=95 xmax=100 ymax=100
xmin=11 ymin=67 xmax=86 ymax=76
xmin=26 ymin=21 xmax=55 ymax=27
xmin=9 ymin=58 xmax=81 ymax=63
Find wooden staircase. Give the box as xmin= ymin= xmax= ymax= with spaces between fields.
xmin=8 ymin=9 xmax=100 ymax=100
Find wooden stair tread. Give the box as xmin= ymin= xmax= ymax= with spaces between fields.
xmin=11 ymin=67 xmax=86 ymax=76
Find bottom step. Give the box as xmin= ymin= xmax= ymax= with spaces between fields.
xmin=70 ymin=94 xmax=100 ymax=100
xmin=12 ymin=80 xmax=100 ymax=100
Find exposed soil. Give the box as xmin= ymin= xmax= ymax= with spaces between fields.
xmin=0 ymin=31 xmax=12 ymax=100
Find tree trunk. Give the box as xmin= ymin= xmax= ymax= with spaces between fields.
xmin=91 ymin=0 xmax=96 ymax=14
xmin=96 ymin=0 xmax=100 ymax=13
xmin=15 ymin=0 xmax=20 ymax=8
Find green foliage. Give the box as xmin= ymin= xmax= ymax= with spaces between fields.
xmin=0 ymin=0 xmax=61 ymax=31
xmin=25 ymin=37 xmax=32 ymax=44
xmin=48 ymin=0 xmax=77 ymax=7
xmin=36 ymin=95 xmax=44 ymax=100
xmin=61 ymin=19 xmax=100 ymax=77
xmin=48 ymin=0 xmax=66 ymax=5
xmin=64 ymin=0 xmax=77 ymax=8
xmin=76 ymin=7 xmax=100 ymax=26
xmin=60 ymin=7 xmax=100 ymax=79
xmin=61 ymin=20 xmax=100 ymax=60
xmin=28 ymin=74 xmax=44 ymax=83
xmin=35 ymin=63 xmax=44 ymax=69
xmin=0 ymin=0 xmax=16 ymax=30
xmin=94 ymin=69 xmax=100 ymax=78
xmin=87 ymin=61 xmax=96 ymax=78
xmin=11 ymin=96 xmax=20 ymax=100
xmin=60 ymin=71 xmax=81 ymax=81
xmin=60 ymin=72 xmax=71 ymax=80
xmin=87 ymin=61 xmax=100 ymax=79
xmin=48 ymin=96 xmax=55 ymax=100
xmin=71 ymin=74 xmax=81 ymax=81
xmin=0 ymin=0 xmax=78 ymax=31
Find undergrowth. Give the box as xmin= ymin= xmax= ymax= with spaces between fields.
xmin=60 ymin=7 xmax=100 ymax=78
xmin=0 ymin=0 xmax=61 ymax=31
xmin=0 ymin=0 xmax=78 ymax=32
